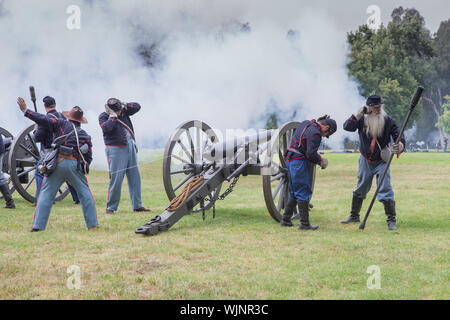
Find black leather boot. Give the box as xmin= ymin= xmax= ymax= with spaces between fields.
xmin=298 ymin=201 xmax=318 ymax=230
xmin=341 ymin=196 xmax=363 ymax=224
xmin=382 ymin=200 xmax=397 ymax=230
xmin=281 ymin=197 xmax=297 ymax=227
xmin=0 ymin=184 xmax=15 ymax=209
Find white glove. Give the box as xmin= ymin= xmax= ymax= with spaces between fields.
xmin=320 ymin=158 xmax=328 ymax=170
xmin=105 ymin=104 xmax=115 ymax=116
xmin=391 ymin=142 xmax=404 ymax=154
xmin=354 ymin=106 xmax=369 ymax=120
xmin=109 ymin=113 xmax=118 ymax=118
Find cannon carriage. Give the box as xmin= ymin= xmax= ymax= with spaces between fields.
xmin=135 ymin=120 xmax=316 ymax=236
xmin=0 ymin=125 xmax=70 ymax=203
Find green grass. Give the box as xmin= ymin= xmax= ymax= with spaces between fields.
xmin=0 ymin=152 xmax=448 ymax=299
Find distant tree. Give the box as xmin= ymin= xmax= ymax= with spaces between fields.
xmin=265 ymin=112 xmax=279 ymax=129
xmin=419 ymin=19 xmax=450 ymax=141
xmin=436 ymin=95 xmax=450 ymax=135
xmin=347 ymin=7 xmax=435 ymax=129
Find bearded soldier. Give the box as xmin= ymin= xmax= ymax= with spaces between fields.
xmin=281 ymin=115 xmax=337 ymax=230
xmin=341 ymin=95 xmax=405 ymax=230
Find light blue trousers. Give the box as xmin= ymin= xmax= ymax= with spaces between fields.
xmin=106 ymin=138 xmax=142 ymax=211
xmin=0 ymin=156 xmax=8 ymax=186
xmin=35 ymin=159 xmax=79 ymax=202
xmin=353 ymin=156 xmax=394 ymax=202
xmin=32 ymin=157 xmax=98 ymax=230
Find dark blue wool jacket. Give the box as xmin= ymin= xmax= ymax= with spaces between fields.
xmin=343 ymin=114 xmax=405 ymax=162
xmin=284 ymin=120 xmax=323 ymax=164
xmin=33 ymin=109 xmax=64 ymax=150
xmin=24 ymin=109 xmax=93 ymax=164
xmin=0 ymin=132 xmax=4 ymax=155
xmin=98 ymin=102 xmax=141 ymax=147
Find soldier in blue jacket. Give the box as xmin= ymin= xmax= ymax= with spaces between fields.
xmin=281 ymin=115 xmax=337 ymax=230
xmin=34 ymin=96 xmax=80 ymax=204
xmin=0 ymin=132 xmax=15 ymax=209
xmin=98 ymin=98 xmax=150 ymax=214
xmin=17 ymin=97 xmax=98 ymax=232
xmin=341 ymin=95 xmax=405 ymax=230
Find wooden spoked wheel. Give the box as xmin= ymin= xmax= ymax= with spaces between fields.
xmin=162 ymin=120 xmax=221 ymax=212
xmin=8 ymin=125 xmax=70 ymax=203
xmin=262 ymin=121 xmax=316 ymax=222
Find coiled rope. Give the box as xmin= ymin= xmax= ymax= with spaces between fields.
xmin=167 ymin=176 xmax=204 ymax=211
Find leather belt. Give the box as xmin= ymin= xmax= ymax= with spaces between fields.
xmin=58 ymin=153 xmax=77 ymax=161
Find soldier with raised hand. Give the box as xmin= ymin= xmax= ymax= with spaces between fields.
xmin=0 ymin=132 xmax=15 ymax=209
xmin=33 ymin=96 xmax=80 ymax=204
xmin=341 ymin=95 xmax=405 ymax=230
xmin=281 ymin=115 xmax=337 ymax=230
xmin=17 ymin=97 xmax=98 ymax=232
xmin=99 ymin=98 xmax=150 ymax=214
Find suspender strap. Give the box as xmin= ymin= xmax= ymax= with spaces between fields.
xmin=71 ymin=122 xmax=88 ymax=174
xmin=117 ymin=119 xmax=136 ymax=141
xmin=297 ymin=120 xmax=315 ymax=150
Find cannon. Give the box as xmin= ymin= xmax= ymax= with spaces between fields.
xmin=135 ymin=120 xmax=316 ymax=236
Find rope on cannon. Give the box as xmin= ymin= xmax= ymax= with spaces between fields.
xmin=167 ymin=175 xmax=204 ymax=211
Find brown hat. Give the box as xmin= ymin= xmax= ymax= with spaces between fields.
xmin=62 ymin=106 xmax=88 ymax=124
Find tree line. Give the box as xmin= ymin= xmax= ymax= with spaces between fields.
xmin=266 ymin=7 xmax=449 ymax=143
xmin=347 ymin=6 xmax=450 ymax=141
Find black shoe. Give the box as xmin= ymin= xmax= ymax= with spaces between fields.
xmin=88 ymin=225 xmax=99 ymax=230
xmin=341 ymin=196 xmax=363 ymax=224
xmin=299 ymin=224 xmax=319 ymax=230
xmin=280 ymin=220 xmax=294 ymax=227
xmin=382 ymin=200 xmax=398 ymax=231
xmin=133 ymin=207 xmax=151 ymax=212
xmin=298 ymin=200 xmax=318 ymax=231
xmin=105 ymin=209 xmax=115 ymax=214
xmin=341 ymin=215 xmax=360 ymax=224
xmin=388 ymin=221 xmax=397 ymax=231
xmin=280 ymin=197 xmax=297 ymax=227
xmin=74 ymin=201 xmax=80 ymax=205
xmin=29 ymin=228 xmax=41 ymax=232
xmin=0 ymin=184 xmax=15 ymax=209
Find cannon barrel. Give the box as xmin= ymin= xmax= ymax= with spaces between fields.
xmin=202 ymin=129 xmax=273 ymax=162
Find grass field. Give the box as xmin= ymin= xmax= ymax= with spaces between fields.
xmin=0 ymin=152 xmax=448 ymax=300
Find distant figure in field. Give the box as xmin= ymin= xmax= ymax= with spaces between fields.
xmin=444 ymin=137 xmax=448 ymax=152
xmin=341 ymin=95 xmax=405 ymax=231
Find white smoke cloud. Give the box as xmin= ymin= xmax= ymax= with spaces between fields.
xmin=0 ymin=0 xmax=364 ymax=169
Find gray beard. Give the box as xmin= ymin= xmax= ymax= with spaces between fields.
xmin=364 ymin=111 xmax=386 ymax=138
